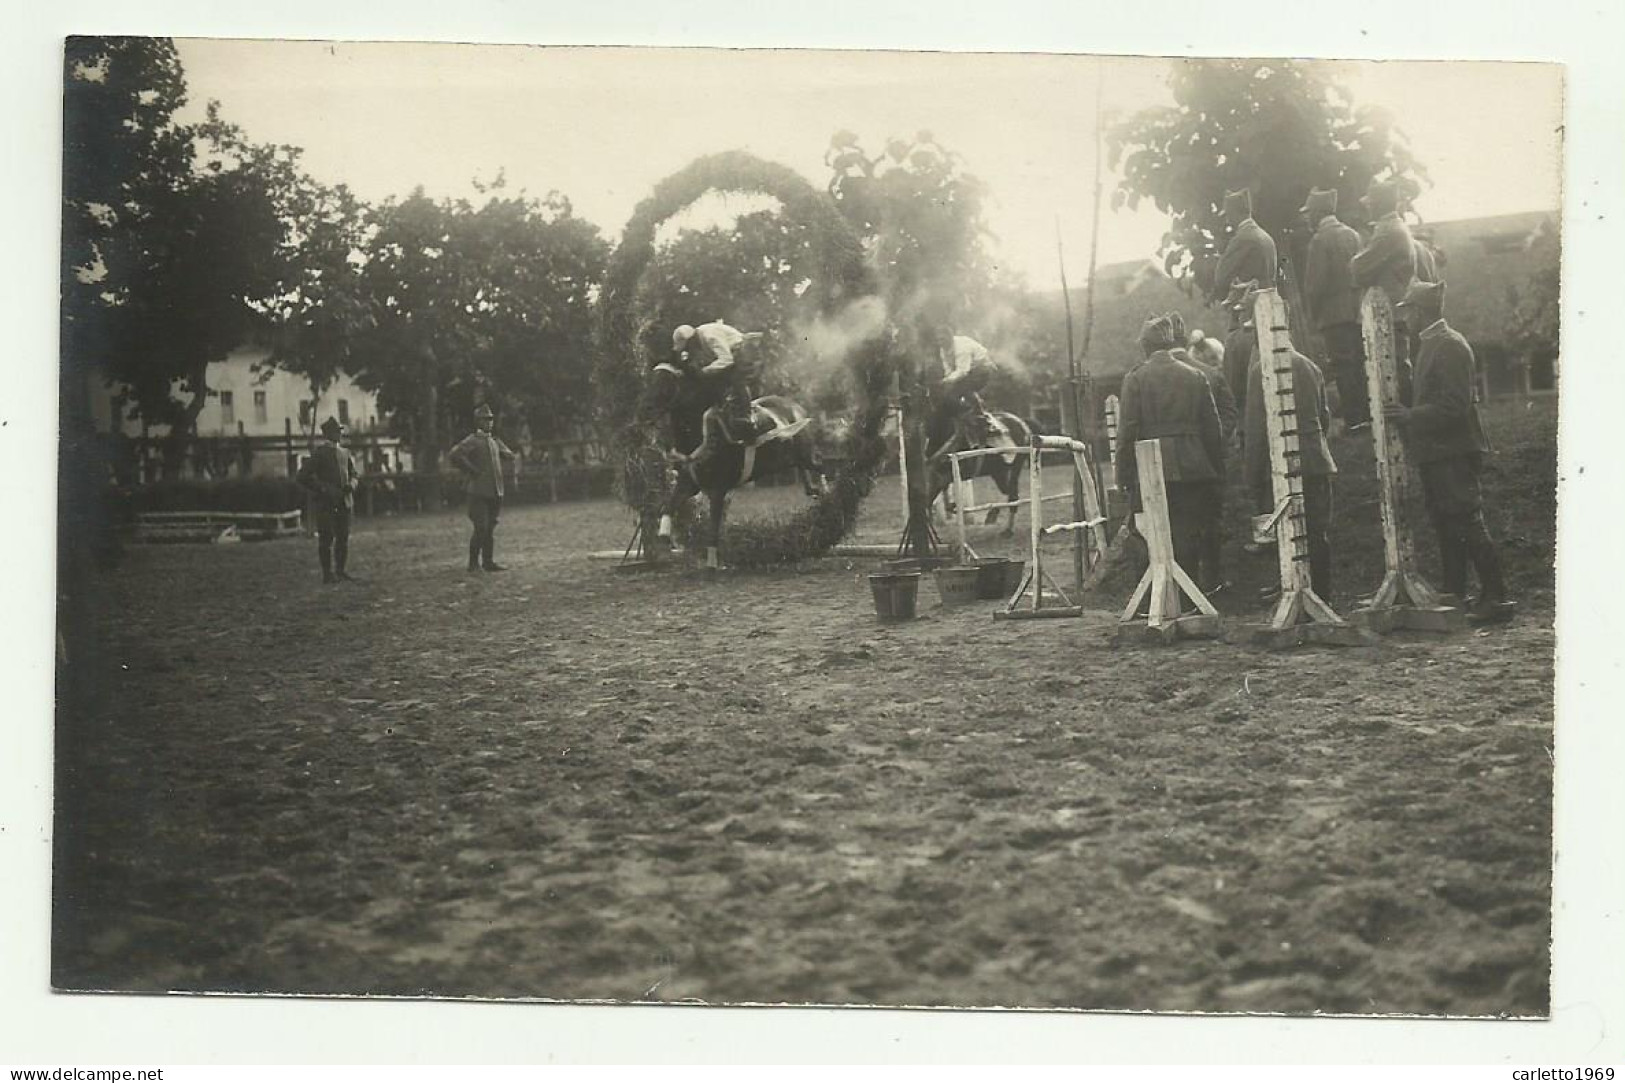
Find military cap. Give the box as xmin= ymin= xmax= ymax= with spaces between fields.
xmin=1222 ymin=188 xmax=1253 ymax=221
xmin=474 ymin=403 xmax=495 ymax=420
xmin=1360 ymin=178 xmax=1401 ymax=216
xmin=1300 ymin=187 xmax=1338 ymax=218
xmin=320 ymin=416 xmax=344 ymax=438
xmin=1394 ymin=279 xmax=1445 ymax=311
xmin=1138 ymin=313 xmax=1180 ymax=353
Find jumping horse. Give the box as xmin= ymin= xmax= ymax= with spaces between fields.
xmin=640 ymin=362 xmax=827 ymax=569
xmin=926 ymin=409 xmax=1040 ymax=537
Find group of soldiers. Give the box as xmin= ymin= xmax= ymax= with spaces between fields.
xmin=1116 ymin=178 xmax=1513 ymax=624
xmin=296 ymin=403 xmax=519 ymax=582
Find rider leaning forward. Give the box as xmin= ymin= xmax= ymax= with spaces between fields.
xmin=671 ymin=320 xmax=765 ymax=466
xmin=923 ymin=320 xmax=996 ymax=460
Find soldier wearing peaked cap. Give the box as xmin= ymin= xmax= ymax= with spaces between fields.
xmin=296 ymin=416 xmax=360 ymax=584
xmin=1117 ymin=314 xmax=1226 ymax=587
xmin=1352 ymin=177 xmax=1424 ymax=400
xmin=1301 ymin=186 xmax=1371 ymax=430
xmin=449 ymin=403 xmax=520 ymax=572
xmin=1169 ymin=312 xmax=1238 ymax=595
xmin=1383 ymin=281 xmax=1514 ymax=624
xmin=1351 ymin=179 xmax=1418 ymax=306
xmin=1210 ymin=189 xmax=1278 ymax=305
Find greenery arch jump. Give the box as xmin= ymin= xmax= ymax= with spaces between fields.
xmin=594 ymin=150 xmax=895 ymax=566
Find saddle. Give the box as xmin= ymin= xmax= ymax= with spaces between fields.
xmin=714 ymin=402 xmax=809 ymax=447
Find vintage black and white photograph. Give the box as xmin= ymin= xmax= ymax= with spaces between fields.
xmin=53 ymin=38 xmax=1563 ymax=1017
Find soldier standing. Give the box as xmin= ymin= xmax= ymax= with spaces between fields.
xmin=1351 ymin=178 xmax=1420 ymax=386
xmin=1210 ymin=189 xmax=1278 ymax=304
xmin=296 ymin=416 xmax=359 ymax=584
xmin=449 ymin=404 xmax=519 ymax=573
xmin=1302 ymin=187 xmax=1370 ymax=431
xmin=1384 ymin=281 xmax=1515 ymax=624
xmin=1169 ymin=312 xmax=1237 ymax=595
xmin=1116 ymin=315 xmax=1225 ymax=585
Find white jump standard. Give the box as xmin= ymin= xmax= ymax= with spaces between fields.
xmin=1351 ymin=287 xmax=1465 ymax=633
xmin=948 ymin=435 xmax=1107 ymax=620
xmin=1115 ymin=439 xmax=1222 ymax=643
xmin=1243 ymin=289 xmax=1365 ymax=647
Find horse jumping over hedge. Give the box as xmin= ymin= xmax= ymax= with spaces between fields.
xmin=639 ymin=362 xmax=827 ymax=569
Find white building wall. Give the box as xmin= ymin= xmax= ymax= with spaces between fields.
xmin=92 ymin=345 xmax=385 ymax=440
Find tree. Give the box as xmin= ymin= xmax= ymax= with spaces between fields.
xmin=634 ymin=207 xmax=824 ymax=394
xmin=101 ymin=105 xmax=304 ymax=437
xmin=61 ymin=37 xmax=192 ymax=422
xmin=826 ymin=129 xmax=998 ymax=329
xmin=354 ymin=187 xmax=609 ymax=469
xmin=260 ymin=179 xmax=375 ymax=430
xmin=64 ymin=37 xmax=312 ymax=439
xmin=1108 ymin=59 xmax=1428 ymax=302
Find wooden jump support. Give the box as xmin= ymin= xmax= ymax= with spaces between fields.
xmin=1115 ymin=440 xmax=1222 ymax=643
xmin=948 ymin=436 xmax=1107 ymax=620
xmin=1351 ymin=288 xmax=1465 ymax=633
xmin=1102 ymin=393 xmax=1120 ymax=494
xmin=1242 ymin=289 xmax=1366 ymax=648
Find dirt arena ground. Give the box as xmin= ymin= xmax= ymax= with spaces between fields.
xmin=53 ymin=399 xmax=1556 ymax=1015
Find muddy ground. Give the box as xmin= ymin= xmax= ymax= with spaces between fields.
xmin=52 ymin=399 xmax=1556 ymax=1015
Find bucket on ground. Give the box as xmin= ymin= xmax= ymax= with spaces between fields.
xmin=972 ymin=557 xmax=1011 ymax=599
xmin=1000 ymin=559 xmax=1027 ymax=597
xmin=933 ymin=565 xmax=984 ymax=607
xmin=868 ymin=572 xmax=921 ymax=620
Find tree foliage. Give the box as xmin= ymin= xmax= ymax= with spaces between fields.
xmin=1108 ymin=59 xmax=1429 ymax=298
xmin=353 ymin=186 xmax=609 ymax=465
xmin=62 ymin=38 xmax=311 ymax=435
xmin=825 ymin=129 xmax=998 ymax=327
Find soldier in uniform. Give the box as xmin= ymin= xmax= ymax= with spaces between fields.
xmin=1351 ymin=178 xmax=1419 ymax=386
xmin=296 ymin=416 xmax=359 ymax=584
xmin=1116 ymin=314 xmax=1225 ymax=585
xmin=673 ymin=320 xmax=765 ymax=465
xmin=1209 ymin=188 xmax=1278 ymax=304
xmin=1383 ymin=281 xmax=1514 ymax=624
xmin=1168 ymin=312 xmax=1237 ymax=594
xmin=1243 ymin=325 xmax=1339 ymax=599
xmin=1301 ymin=186 xmax=1371 ymax=431
xmin=449 ymin=404 xmax=519 ymax=572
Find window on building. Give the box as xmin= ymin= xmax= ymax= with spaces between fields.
xmin=299 ymin=401 xmax=313 ymax=428
xmin=220 ymin=391 xmax=235 ymax=426
xmin=254 ymin=390 xmax=268 ymax=424
xmin=338 ymin=399 xmax=351 ymax=425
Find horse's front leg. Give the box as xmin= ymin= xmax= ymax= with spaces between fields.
xmin=1003 ymin=466 xmax=1021 ymax=537
xmin=705 ymin=490 xmax=726 ymax=571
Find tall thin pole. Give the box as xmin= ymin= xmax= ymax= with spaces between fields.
xmin=1058 ymin=221 xmax=1078 ymax=383
xmin=1080 ymin=58 xmax=1106 ymax=370
xmin=1057 ymin=223 xmax=1086 ymax=590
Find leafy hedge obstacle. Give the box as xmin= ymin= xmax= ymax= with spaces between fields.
xmin=594 ymin=151 xmax=897 ymax=567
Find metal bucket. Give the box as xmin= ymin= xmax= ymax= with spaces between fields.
xmin=868 ymin=572 xmax=921 ymax=620
xmin=972 ymin=557 xmax=1012 ymax=599
xmin=933 ymin=565 xmax=984 ymax=607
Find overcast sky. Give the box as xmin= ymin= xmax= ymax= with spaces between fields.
xmin=171 ymin=40 xmax=1563 ymax=288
